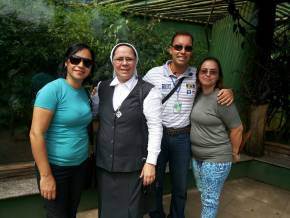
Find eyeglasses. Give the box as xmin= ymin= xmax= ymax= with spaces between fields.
xmin=172 ymin=44 xmax=193 ymax=52
xmin=69 ymin=55 xmax=94 ymax=68
xmin=200 ymin=68 xmax=218 ymax=76
xmin=113 ymin=57 xmax=135 ymax=64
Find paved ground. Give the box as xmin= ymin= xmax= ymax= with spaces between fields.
xmin=77 ymin=178 xmax=290 ymax=218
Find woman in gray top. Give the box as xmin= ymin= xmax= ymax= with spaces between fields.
xmin=190 ymin=57 xmax=243 ymax=218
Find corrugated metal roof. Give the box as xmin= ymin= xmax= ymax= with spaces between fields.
xmin=96 ymin=0 xmax=248 ymax=24
xmin=90 ymin=0 xmax=289 ymax=25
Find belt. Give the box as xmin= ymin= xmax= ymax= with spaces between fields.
xmin=163 ymin=125 xmax=191 ymax=135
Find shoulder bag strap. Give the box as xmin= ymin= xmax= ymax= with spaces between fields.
xmin=162 ymin=76 xmax=185 ymax=104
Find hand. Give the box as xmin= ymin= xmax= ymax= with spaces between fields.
xmin=91 ymin=86 xmax=97 ymax=96
xmin=217 ymin=89 xmax=234 ymax=106
xmin=232 ymin=153 xmax=240 ymax=163
xmin=140 ymin=163 xmax=156 ymax=186
xmin=40 ymin=174 xmax=56 ymax=200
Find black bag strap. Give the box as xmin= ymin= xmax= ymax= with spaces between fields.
xmin=162 ymin=77 xmax=185 ymax=104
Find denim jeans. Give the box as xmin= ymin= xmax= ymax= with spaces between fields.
xmin=35 ymin=159 xmax=88 ymax=218
xmin=192 ymin=159 xmax=231 ymax=218
xmin=150 ymin=132 xmax=191 ymax=218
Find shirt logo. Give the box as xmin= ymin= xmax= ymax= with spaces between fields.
xmin=186 ymin=83 xmax=195 ymax=89
xmin=186 ymin=83 xmax=195 ymax=95
xmin=162 ymin=84 xmax=171 ymax=90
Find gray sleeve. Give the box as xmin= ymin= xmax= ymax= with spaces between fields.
xmin=217 ymin=103 xmax=242 ymax=129
xmin=91 ymin=82 xmax=101 ymax=118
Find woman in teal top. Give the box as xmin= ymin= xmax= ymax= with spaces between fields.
xmin=30 ymin=43 xmax=95 ymax=218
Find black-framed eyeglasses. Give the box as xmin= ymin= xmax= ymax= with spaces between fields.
xmin=172 ymin=44 xmax=193 ymax=52
xmin=69 ymin=55 xmax=94 ymax=68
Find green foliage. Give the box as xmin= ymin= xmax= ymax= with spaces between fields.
xmin=265 ymin=22 xmax=290 ymax=143
xmin=0 ymin=0 xmax=209 ymax=133
xmin=44 ymin=3 xmax=170 ymax=79
xmin=0 ymin=0 xmax=171 ymax=129
xmin=0 ymin=11 xmax=54 ymax=128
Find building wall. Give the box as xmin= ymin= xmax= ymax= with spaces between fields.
xmin=209 ymin=2 xmax=256 ymax=111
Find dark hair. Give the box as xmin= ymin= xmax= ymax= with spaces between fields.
xmin=196 ymin=57 xmax=224 ymax=92
xmin=170 ymin=32 xmax=194 ymax=46
xmin=59 ymin=43 xmax=95 ymax=84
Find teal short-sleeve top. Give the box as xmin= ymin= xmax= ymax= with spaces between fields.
xmin=34 ymin=78 xmax=92 ymax=166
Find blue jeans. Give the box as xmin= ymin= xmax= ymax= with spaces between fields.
xmin=192 ymin=159 xmax=231 ymax=218
xmin=35 ymin=159 xmax=88 ymax=218
xmin=150 ymin=132 xmax=191 ymax=218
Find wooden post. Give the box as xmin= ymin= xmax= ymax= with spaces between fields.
xmin=246 ymin=104 xmax=269 ymax=156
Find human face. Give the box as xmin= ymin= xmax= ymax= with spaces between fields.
xmin=65 ymin=48 xmax=93 ymax=85
xmin=169 ymin=35 xmax=193 ymax=67
xmin=112 ymin=45 xmax=136 ymax=83
xmin=198 ymin=60 xmax=219 ymax=89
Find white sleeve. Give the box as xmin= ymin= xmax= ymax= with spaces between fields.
xmin=143 ymin=86 xmax=163 ymax=165
xmin=143 ymin=69 xmax=155 ymax=84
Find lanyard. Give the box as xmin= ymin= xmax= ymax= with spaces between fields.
xmin=170 ymin=75 xmax=183 ymax=103
xmin=170 ymin=76 xmax=182 ymax=94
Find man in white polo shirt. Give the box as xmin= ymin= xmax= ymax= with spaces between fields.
xmin=143 ymin=32 xmax=233 ymax=218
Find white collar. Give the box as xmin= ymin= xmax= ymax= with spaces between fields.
xmin=110 ymin=75 xmax=137 ymax=91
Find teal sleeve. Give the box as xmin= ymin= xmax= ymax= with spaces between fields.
xmin=34 ymin=81 xmax=58 ymax=112
xmin=217 ymin=103 xmax=242 ymax=129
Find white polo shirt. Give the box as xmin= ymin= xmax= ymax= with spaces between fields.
xmin=143 ymin=60 xmax=197 ymax=128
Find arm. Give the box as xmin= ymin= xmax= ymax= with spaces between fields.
xmin=91 ymin=84 xmax=100 ymax=137
xmin=29 ymin=107 xmax=55 ymax=200
xmin=140 ymin=87 xmax=163 ymax=186
xmin=91 ymin=82 xmax=100 ymax=119
xmin=217 ymin=100 xmax=243 ymax=162
xmin=217 ymin=89 xmax=234 ymax=106
xmin=229 ymin=124 xmax=243 ymax=162
xmin=143 ymin=68 xmax=159 ymax=87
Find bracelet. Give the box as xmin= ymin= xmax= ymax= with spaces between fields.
xmin=232 ymin=152 xmax=239 ymax=155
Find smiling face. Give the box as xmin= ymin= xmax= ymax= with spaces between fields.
xmin=169 ymin=34 xmax=193 ymax=68
xmin=65 ymin=48 xmax=93 ymax=85
xmin=112 ymin=45 xmax=137 ymax=83
xmin=198 ymin=60 xmax=220 ymax=90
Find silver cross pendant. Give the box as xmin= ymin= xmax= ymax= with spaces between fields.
xmin=116 ymin=109 xmax=122 ymax=118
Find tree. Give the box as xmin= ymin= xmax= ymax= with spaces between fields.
xmin=230 ymin=0 xmax=290 ymax=156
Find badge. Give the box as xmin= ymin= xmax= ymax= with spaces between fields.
xmin=186 ymin=83 xmax=193 ymax=89
xmin=173 ymin=102 xmax=182 ymax=113
xmin=162 ymin=84 xmax=172 ymax=90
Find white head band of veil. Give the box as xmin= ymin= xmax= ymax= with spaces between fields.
xmin=110 ymin=42 xmax=139 ymax=78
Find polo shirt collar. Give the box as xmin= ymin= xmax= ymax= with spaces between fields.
xmin=163 ymin=60 xmax=194 ymax=78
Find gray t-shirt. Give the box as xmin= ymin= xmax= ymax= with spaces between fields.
xmin=190 ymin=89 xmax=241 ymax=162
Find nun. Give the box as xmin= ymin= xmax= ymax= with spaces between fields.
xmin=92 ymin=42 xmax=163 ymax=218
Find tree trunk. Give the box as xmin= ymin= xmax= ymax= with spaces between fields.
xmin=245 ymin=104 xmax=269 ymax=156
